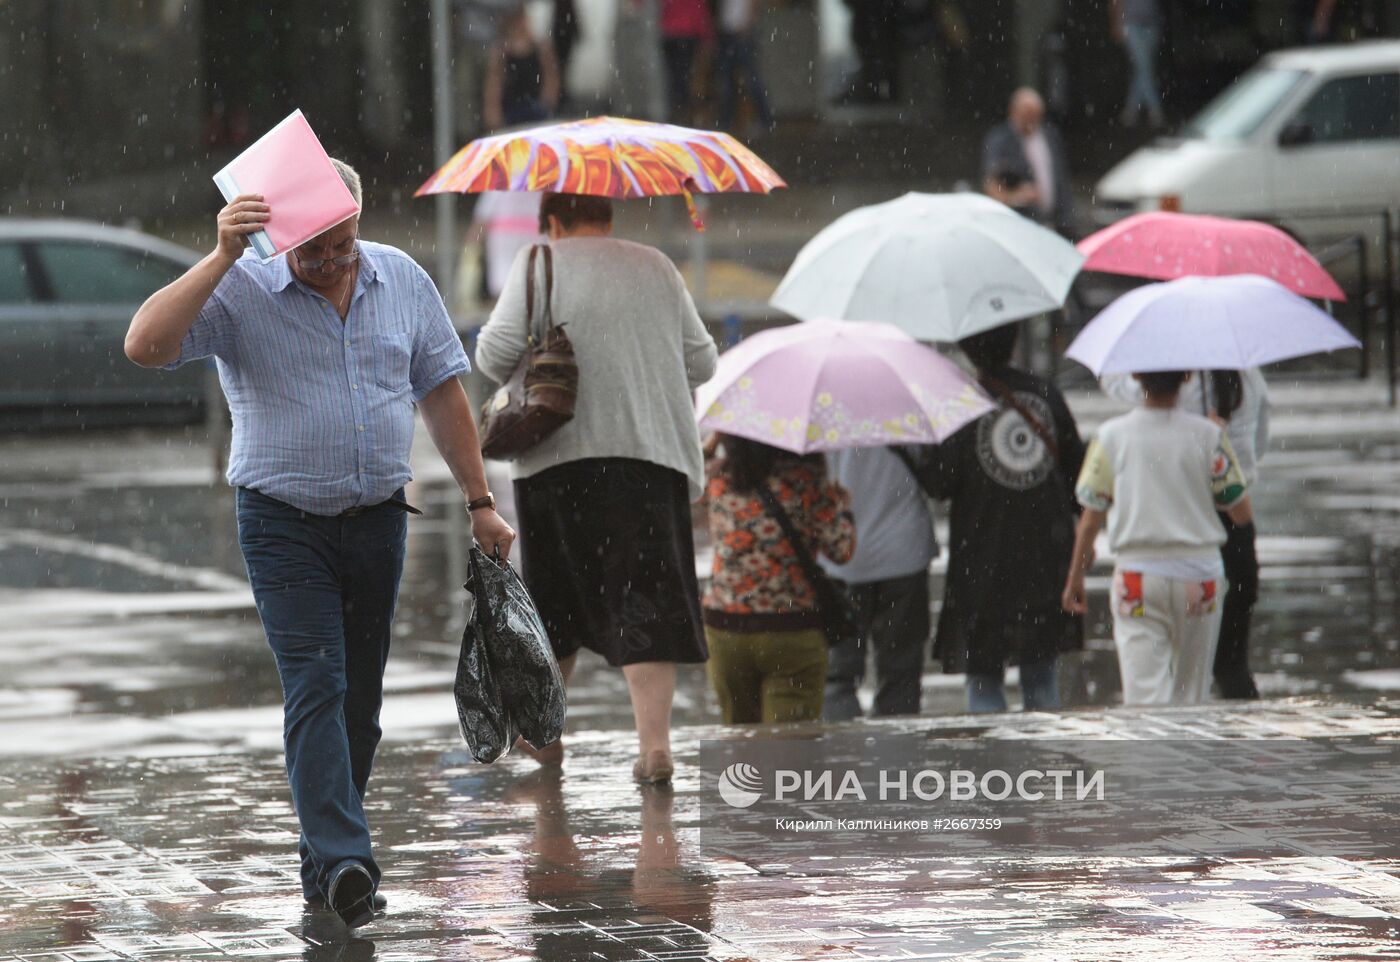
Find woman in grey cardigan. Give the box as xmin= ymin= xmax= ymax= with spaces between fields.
xmin=475 ymin=193 xmax=720 ymax=784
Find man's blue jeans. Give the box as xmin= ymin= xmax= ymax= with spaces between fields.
xmin=1123 ymin=24 xmax=1163 ymax=117
xmin=966 ymin=657 xmax=1059 ymax=714
xmin=236 ymin=487 xmax=408 ymax=900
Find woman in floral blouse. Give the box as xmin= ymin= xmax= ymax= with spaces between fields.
xmin=702 ymin=434 xmax=856 ymax=723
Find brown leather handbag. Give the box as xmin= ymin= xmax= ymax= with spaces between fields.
xmin=479 ymin=245 xmax=579 ymax=461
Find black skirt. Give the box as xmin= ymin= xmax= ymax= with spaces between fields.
xmin=514 ymin=457 xmax=708 ymax=667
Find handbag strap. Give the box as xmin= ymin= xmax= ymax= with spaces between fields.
xmin=523 ymin=244 xmax=556 ymax=347
xmin=755 ymin=484 xmax=831 ymax=600
xmin=979 ymin=373 xmax=1060 ymax=466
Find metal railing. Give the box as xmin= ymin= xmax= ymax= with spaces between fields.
xmin=1273 ymin=206 xmax=1397 ymax=407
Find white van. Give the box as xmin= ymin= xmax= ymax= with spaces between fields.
xmin=1094 ymin=41 xmax=1400 ymax=241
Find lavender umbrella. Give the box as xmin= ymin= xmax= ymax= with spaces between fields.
xmin=695 ymin=319 xmax=993 ymax=455
xmin=1065 ymin=274 xmax=1361 ymax=376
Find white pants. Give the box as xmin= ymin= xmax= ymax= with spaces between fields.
xmin=1111 ymin=568 xmax=1224 ymax=706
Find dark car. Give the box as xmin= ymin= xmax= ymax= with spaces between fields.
xmin=0 ymin=219 xmax=206 ymax=427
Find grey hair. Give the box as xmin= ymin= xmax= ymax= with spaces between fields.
xmin=330 ymin=158 xmax=363 ymax=207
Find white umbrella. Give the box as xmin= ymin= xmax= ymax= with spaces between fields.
xmin=770 ymin=192 xmax=1085 ymax=341
xmin=1065 ymin=274 xmax=1361 ymax=376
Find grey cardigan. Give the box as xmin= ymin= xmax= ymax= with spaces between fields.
xmin=475 ymin=236 xmax=719 ymax=499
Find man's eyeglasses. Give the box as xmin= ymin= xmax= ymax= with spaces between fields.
xmin=293 ymin=241 xmax=360 ymax=271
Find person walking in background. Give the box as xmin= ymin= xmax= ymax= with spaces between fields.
xmin=1064 ymin=371 xmax=1252 ymax=706
xmin=702 ymin=436 xmax=855 ymax=724
xmin=657 ymin=0 xmax=714 ymax=124
xmin=981 ymin=88 xmax=1075 ymax=237
xmin=715 ymin=0 xmax=774 ymax=136
xmin=123 ymin=161 xmax=514 ymax=929
xmin=819 ymin=446 xmax=936 ymax=721
xmin=1102 ymin=369 xmax=1270 ymax=700
xmin=474 ymin=193 xmax=718 ymax=785
xmin=469 ymin=191 xmax=544 ymax=301
xmin=924 ymin=326 xmax=1085 ymax=713
xmin=552 ymin=0 xmax=581 ymax=108
xmin=1110 ymin=0 xmax=1165 ymax=129
xmin=840 ymin=0 xmax=902 ymax=103
xmin=483 ymin=6 xmax=560 ymax=130
xmin=1301 ymin=0 xmax=1340 ymax=43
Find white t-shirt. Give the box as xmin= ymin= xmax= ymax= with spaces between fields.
xmin=472 ymin=192 xmax=543 ymax=298
xmin=1076 ymin=407 xmax=1248 ymax=581
xmin=1100 ymin=369 xmax=1270 ymax=486
xmin=820 ymin=446 xmax=937 ymax=584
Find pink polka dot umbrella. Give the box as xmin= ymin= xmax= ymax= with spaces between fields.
xmin=1077 ymin=212 xmax=1346 ymax=302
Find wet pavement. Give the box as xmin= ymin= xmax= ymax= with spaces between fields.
xmin=2 ymin=378 xmax=1399 ymax=757
xmin=2 ymin=377 xmax=1400 ymax=956
xmin=4 ymin=700 xmax=1400 ymax=959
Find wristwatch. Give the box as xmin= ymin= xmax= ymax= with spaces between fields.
xmin=466 ymin=492 xmax=496 ymax=513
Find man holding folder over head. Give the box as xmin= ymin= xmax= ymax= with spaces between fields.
xmin=124 ymin=158 xmax=514 ymax=930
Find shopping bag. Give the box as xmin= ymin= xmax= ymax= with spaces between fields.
xmin=453 ymin=544 xmax=567 ymax=761
xmin=453 ymin=582 xmax=518 ymax=764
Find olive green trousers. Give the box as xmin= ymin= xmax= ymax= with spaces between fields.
xmin=704 ymin=627 xmax=828 ymax=724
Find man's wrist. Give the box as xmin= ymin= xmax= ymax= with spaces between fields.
xmin=466 ymin=492 xmax=496 ymax=513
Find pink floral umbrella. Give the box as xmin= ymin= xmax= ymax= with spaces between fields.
xmin=1078 ymin=212 xmax=1346 ymax=301
xmin=695 ymin=319 xmax=994 ymax=454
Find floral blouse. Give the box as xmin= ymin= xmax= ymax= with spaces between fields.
xmin=702 ymin=458 xmax=856 ymax=630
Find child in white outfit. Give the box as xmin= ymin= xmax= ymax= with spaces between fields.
xmin=1062 ymin=371 xmax=1251 ymax=705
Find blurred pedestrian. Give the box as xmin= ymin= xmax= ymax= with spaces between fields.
xmin=1301 ymin=0 xmax=1340 ymax=43
xmin=1110 ymin=0 xmax=1165 ymax=129
xmin=123 ymin=161 xmax=514 ymax=929
xmin=1102 ymin=368 xmax=1270 ymax=700
xmin=474 ymin=193 xmax=719 ymax=784
xmin=483 ymin=6 xmax=560 ymax=130
xmin=841 ymin=0 xmax=902 ymax=103
xmin=470 ymin=191 xmax=544 ymax=301
xmin=552 ymin=0 xmax=581 ymax=107
xmin=819 ymin=446 xmax=936 ymax=720
xmin=702 ymin=435 xmax=856 ymax=723
xmin=981 ymin=88 xmax=1075 ymax=237
xmin=715 ymin=0 xmax=775 ymax=135
xmin=1064 ymin=371 xmax=1252 ymax=706
xmin=657 ymin=0 xmax=714 ymax=124
xmin=924 ymin=326 xmax=1085 ymax=713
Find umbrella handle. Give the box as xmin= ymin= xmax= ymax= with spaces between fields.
xmin=682 ymin=179 xmax=706 ymax=232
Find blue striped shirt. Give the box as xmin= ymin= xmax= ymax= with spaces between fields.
xmin=164 ymin=241 xmax=470 ymax=515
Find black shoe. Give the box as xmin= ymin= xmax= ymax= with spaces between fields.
xmin=306 ymin=891 xmax=387 ymax=911
xmin=327 ymin=862 xmax=376 ymax=929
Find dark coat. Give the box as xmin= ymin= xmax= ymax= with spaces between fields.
xmin=981 ymin=121 xmax=1075 ymax=237
xmin=923 ymin=367 xmax=1085 ymax=675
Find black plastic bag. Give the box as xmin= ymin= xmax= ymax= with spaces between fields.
xmin=453 ymin=544 xmax=567 ymax=762
xmin=453 ymin=595 xmax=518 ymax=763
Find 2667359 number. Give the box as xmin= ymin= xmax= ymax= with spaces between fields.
xmin=932 ymin=818 xmax=1002 ymax=831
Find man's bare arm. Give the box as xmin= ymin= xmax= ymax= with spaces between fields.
xmin=1062 ymin=508 xmax=1105 ymax=615
xmin=124 ymin=194 xmax=269 ymax=368
xmin=1225 ymin=492 xmax=1254 ymax=527
xmin=417 ymin=376 xmax=517 ymax=559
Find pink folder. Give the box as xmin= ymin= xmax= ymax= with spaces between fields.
xmin=212 ymin=110 xmax=361 ymax=260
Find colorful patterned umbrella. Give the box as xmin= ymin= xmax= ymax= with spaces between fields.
xmin=414 ymin=116 xmax=785 ymax=228
xmin=696 ymin=319 xmax=994 ymax=454
xmin=1078 ymin=212 xmax=1346 ymax=301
